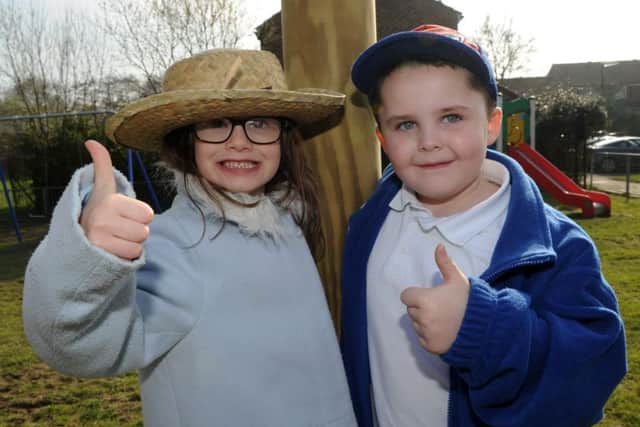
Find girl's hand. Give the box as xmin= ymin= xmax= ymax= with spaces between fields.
xmin=80 ymin=140 xmax=154 ymax=261
xmin=400 ymin=244 xmax=470 ymax=354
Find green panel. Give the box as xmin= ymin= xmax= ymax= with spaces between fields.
xmin=502 ymin=98 xmax=531 ymax=148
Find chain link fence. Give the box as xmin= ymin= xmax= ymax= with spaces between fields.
xmin=0 ymin=111 xmax=174 ymax=241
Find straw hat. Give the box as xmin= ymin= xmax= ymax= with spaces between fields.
xmin=105 ymin=49 xmax=346 ymax=152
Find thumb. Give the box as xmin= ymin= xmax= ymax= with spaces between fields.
xmin=85 ymin=140 xmax=116 ymax=195
xmin=434 ymin=244 xmax=464 ymax=284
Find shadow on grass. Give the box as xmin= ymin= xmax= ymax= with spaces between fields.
xmin=0 ymin=240 xmax=42 ymax=282
xmin=0 ymin=217 xmax=49 ymax=282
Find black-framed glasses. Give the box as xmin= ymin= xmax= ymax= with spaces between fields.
xmin=194 ymin=117 xmax=285 ymax=145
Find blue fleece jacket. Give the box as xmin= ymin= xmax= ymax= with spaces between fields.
xmin=341 ymin=150 xmax=626 ymax=427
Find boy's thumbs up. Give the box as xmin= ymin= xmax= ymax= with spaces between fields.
xmin=79 ymin=140 xmax=154 ymax=261
xmin=400 ymin=244 xmax=471 ymax=354
xmin=434 ymin=244 xmax=466 ymax=285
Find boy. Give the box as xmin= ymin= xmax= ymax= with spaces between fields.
xmin=341 ymin=24 xmax=626 ymax=427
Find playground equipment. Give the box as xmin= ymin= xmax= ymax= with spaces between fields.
xmin=0 ymin=165 xmax=22 ymax=242
xmin=500 ymin=97 xmax=611 ymax=218
xmin=126 ymin=149 xmax=162 ymax=213
xmin=0 ymin=111 xmax=162 ymax=243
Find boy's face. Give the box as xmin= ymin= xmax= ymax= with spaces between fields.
xmin=377 ymin=64 xmax=502 ymax=216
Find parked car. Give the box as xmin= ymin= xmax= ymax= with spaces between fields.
xmin=588 ymin=136 xmax=640 ymax=173
xmin=586 ymin=134 xmax=620 ymax=146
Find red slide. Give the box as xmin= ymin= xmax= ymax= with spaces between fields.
xmin=507 ymin=143 xmax=611 ymax=218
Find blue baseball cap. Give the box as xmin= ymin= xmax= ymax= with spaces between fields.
xmin=351 ymin=24 xmax=497 ymax=102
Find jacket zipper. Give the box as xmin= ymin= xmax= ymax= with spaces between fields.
xmin=447 ymin=256 xmax=553 ymax=426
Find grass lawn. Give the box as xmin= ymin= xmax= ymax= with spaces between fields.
xmin=575 ymin=196 xmax=640 ymax=426
xmin=0 ymin=212 xmax=142 ymax=426
xmin=1 ymin=195 xmax=639 ymax=426
xmin=0 ymin=179 xmax=34 ymax=210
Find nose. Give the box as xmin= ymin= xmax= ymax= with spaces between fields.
xmin=417 ymin=127 xmax=442 ymax=151
xmin=225 ymin=124 xmax=252 ymax=150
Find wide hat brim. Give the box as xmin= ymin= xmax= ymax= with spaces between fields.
xmin=105 ymin=88 xmax=345 ymax=152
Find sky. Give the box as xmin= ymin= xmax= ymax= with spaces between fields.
xmin=42 ymin=0 xmax=639 ymax=78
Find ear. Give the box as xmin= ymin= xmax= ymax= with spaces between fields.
xmin=486 ymin=107 xmax=503 ymax=146
xmin=375 ymin=128 xmax=386 ymax=149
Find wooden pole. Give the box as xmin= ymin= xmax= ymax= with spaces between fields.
xmin=281 ymin=0 xmax=379 ymax=332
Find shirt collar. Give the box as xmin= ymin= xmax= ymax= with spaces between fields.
xmin=389 ymin=159 xmax=511 ymax=246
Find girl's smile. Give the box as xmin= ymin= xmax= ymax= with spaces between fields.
xmin=220 ymin=160 xmax=259 ymax=170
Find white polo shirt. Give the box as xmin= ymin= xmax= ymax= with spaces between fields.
xmin=366 ymin=159 xmax=511 ymax=426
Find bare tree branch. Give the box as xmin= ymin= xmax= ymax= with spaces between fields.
xmin=475 ymin=16 xmax=536 ymax=82
xmin=0 ymin=1 xmax=114 ymax=115
xmin=98 ymin=0 xmax=250 ymax=94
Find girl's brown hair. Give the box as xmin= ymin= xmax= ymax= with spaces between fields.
xmin=160 ymin=122 xmax=324 ymax=256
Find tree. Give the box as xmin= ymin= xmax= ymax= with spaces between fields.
xmin=475 ymin=16 xmax=536 ymax=81
xmin=0 ymin=0 xmax=251 ymax=215
xmin=0 ymin=1 xmax=113 ymax=115
xmin=533 ymin=85 xmax=606 ymax=182
xmin=0 ymin=1 xmax=116 ymax=214
xmin=98 ymin=0 xmax=252 ymax=94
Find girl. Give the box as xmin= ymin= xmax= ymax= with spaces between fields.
xmin=22 ymin=49 xmax=357 ymax=427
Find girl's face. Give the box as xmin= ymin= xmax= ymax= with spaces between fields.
xmin=377 ymin=64 xmax=502 ymax=216
xmin=194 ymin=119 xmax=282 ymax=194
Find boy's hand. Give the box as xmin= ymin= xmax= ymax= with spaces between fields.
xmin=80 ymin=140 xmax=154 ymax=261
xmin=400 ymin=244 xmax=470 ymax=355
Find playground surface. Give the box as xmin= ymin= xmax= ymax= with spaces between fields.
xmin=591 ymin=175 xmax=640 ymax=198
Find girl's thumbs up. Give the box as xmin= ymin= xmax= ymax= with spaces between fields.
xmin=84 ymin=139 xmax=116 ymax=196
xmin=80 ymin=140 xmax=154 ymax=261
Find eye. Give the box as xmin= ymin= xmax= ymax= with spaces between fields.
xmin=246 ymin=118 xmax=269 ymax=129
xmin=396 ymin=121 xmax=416 ymax=131
xmin=208 ymin=118 xmax=229 ymax=129
xmin=442 ymin=113 xmax=462 ymax=124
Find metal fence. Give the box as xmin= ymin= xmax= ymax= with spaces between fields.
xmin=0 ymin=111 xmax=176 ymax=243
xmin=588 ymin=152 xmax=640 ymax=198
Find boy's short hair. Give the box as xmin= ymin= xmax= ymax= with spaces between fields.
xmin=352 ymin=24 xmax=498 ymax=109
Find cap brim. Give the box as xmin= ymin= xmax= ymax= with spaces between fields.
xmin=351 ymin=31 xmax=496 ymax=100
xmin=105 ymin=89 xmax=345 ymax=152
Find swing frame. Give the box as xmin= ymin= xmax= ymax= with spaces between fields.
xmin=0 ymin=110 xmax=162 ymax=243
